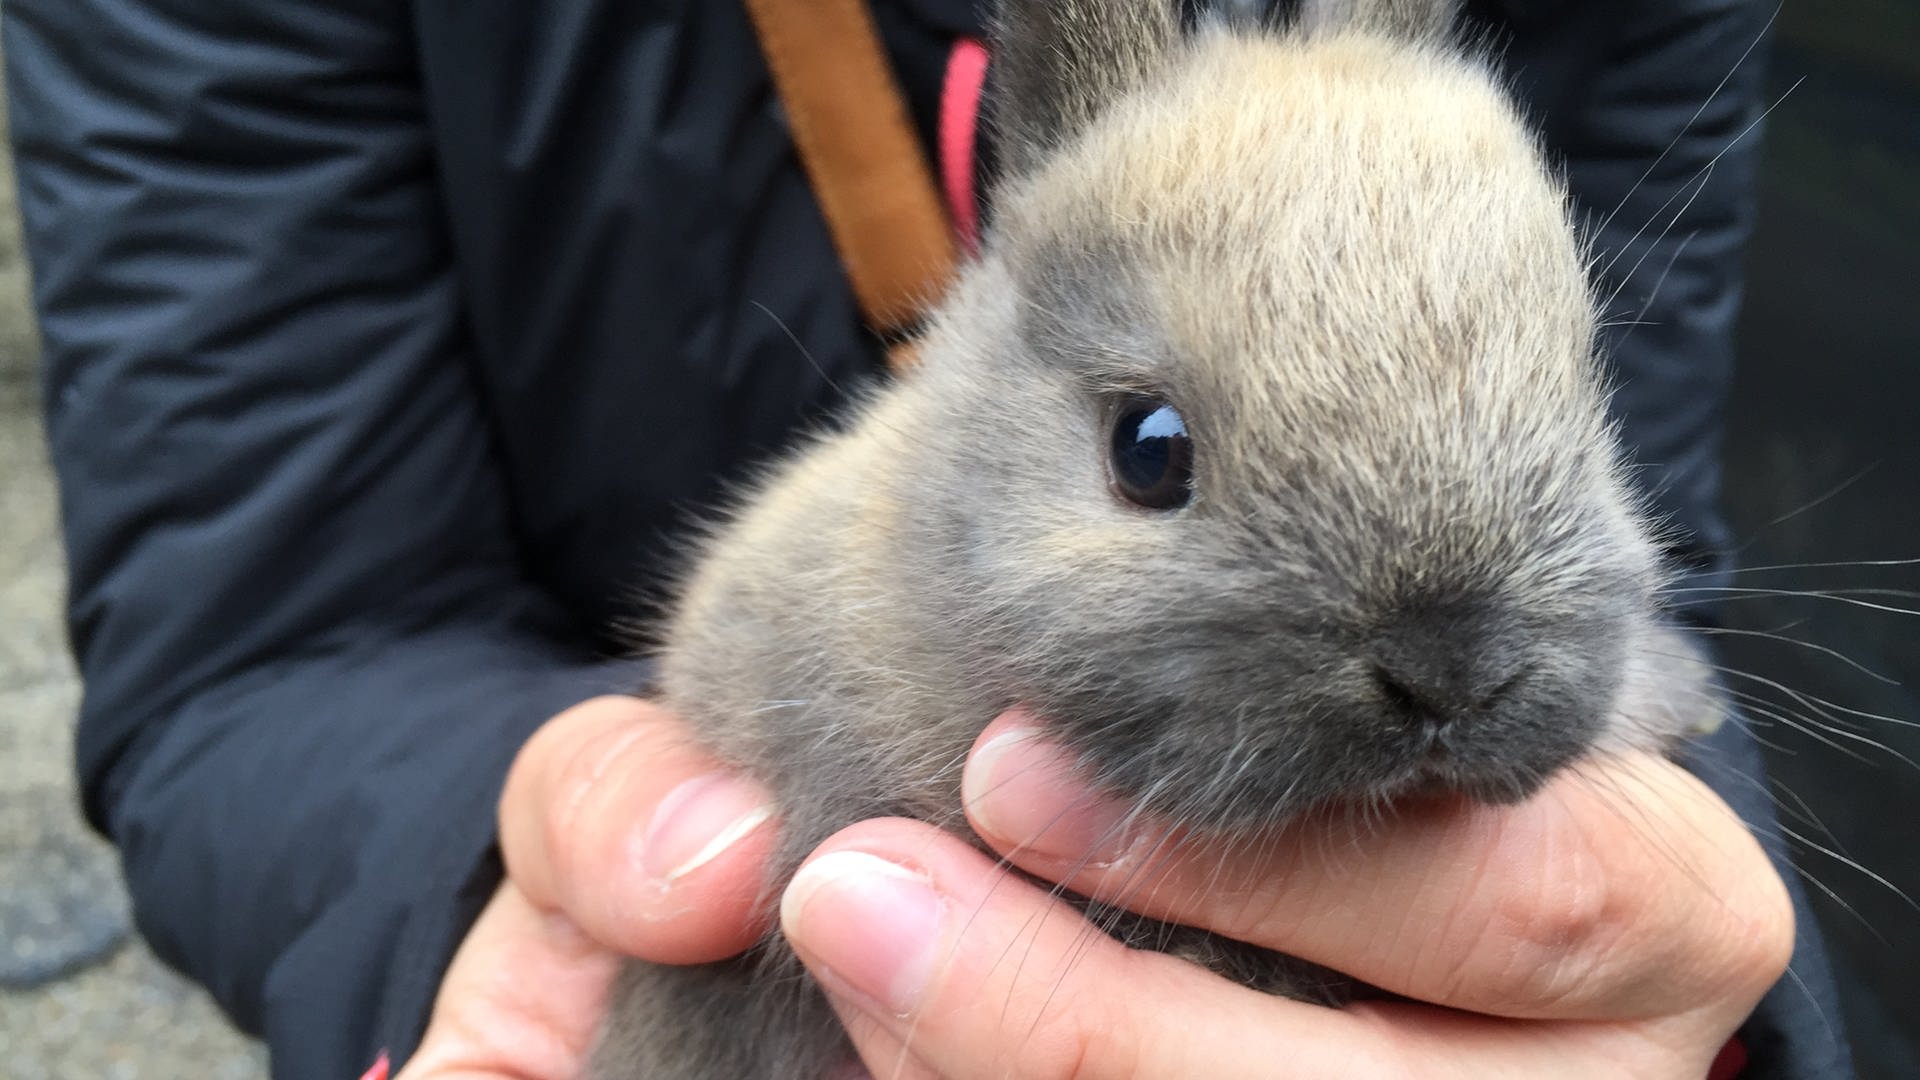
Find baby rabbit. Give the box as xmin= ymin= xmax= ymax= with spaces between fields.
xmin=587 ymin=0 xmax=1722 ymax=1075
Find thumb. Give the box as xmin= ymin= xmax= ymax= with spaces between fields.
xmin=397 ymin=882 xmax=620 ymax=1079
xmin=499 ymin=695 xmax=780 ymax=963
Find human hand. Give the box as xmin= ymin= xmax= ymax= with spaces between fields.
xmin=779 ymin=711 xmax=1793 ymax=1079
xmin=400 ymin=699 xmax=1789 ymax=1079
xmin=396 ymin=695 xmax=779 ymax=1079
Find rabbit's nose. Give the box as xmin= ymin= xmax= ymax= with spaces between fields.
xmin=1368 ymin=604 xmax=1531 ymax=738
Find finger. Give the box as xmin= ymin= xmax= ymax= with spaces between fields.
xmin=783 ymin=821 xmax=1735 ymax=1080
xmin=398 ymin=881 xmax=619 ymax=1079
xmin=780 ymin=819 xmax=1399 ymax=1080
xmin=499 ymin=695 xmax=779 ymax=963
xmin=960 ymin=712 xmax=1793 ymax=1024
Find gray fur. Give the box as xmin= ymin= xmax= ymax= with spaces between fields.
xmin=588 ymin=3 xmax=1721 ymax=1077
xmin=991 ymin=0 xmax=1178 ymax=176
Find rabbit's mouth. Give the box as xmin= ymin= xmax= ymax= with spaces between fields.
xmin=1396 ymin=757 xmax=1561 ymax=807
xmin=1373 ymin=722 xmax=1591 ymax=808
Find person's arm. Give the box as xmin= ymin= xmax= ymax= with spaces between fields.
xmin=4 ymin=2 xmax=620 ymax=1075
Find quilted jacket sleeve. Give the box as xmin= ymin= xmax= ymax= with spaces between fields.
xmin=4 ymin=1 xmax=622 ymax=1075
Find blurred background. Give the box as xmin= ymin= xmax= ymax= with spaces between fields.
xmin=0 ymin=3 xmax=1914 ymax=1077
xmin=1717 ymin=4 xmax=1920 ymax=1079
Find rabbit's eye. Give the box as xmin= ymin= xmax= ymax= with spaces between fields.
xmin=1108 ymin=397 xmax=1194 ymax=510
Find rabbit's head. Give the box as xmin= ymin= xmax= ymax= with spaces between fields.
xmin=880 ymin=2 xmax=1694 ymax=832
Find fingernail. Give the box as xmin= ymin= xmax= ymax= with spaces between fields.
xmin=781 ymin=850 xmax=944 ymax=1016
xmin=638 ymin=771 xmax=775 ymax=883
xmin=963 ymin=728 xmax=1146 ymax=867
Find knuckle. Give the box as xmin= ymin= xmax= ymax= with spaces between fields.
xmin=552 ymin=728 xmax=649 ymax=877
xmin=1509 ymin=869 xmax=1617 ymax=958
xmin=1036 ymin=1015 xmax=1123 ymax=1080
xmin=1476 ymin=838 xmax=1627 ymax=1009
xmin=991 ymin=952 xmax=1141 ymax=1080
xmin=531 ymin=712 xmax=652 ymax=892
xmin=1474 ymin=815 xmax=1795 ymax=1017
xmin=1050 ymin=959 xmax=1154 ymax=1080
xmin=1036 ymin=1029 xmax=1101 ymax=1080
xmin=507 ymin=697 xmax=624 ymax=817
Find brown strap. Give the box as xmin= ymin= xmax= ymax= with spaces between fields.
xmin=742 ymin=0 xmax=956 ymax=370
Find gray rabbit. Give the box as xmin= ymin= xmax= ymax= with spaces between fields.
xmin=587 ymin=0 xmax=1723 ymax=1075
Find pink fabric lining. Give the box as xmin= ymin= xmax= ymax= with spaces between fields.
xmin=939 ymin=37 xmax=989 ymax=256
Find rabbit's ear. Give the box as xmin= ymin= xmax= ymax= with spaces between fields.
xmin=1296 ymin=0 xmax=1458 ymax=40
xmin=990 ymin=0 xmax=1179 ymax=177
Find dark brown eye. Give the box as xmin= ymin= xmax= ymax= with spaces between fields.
xmin=1109 ymin=396 xmax=1194 ymax=510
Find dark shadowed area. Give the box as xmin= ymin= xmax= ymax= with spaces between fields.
xmin=1716 ymin=4 xmax=1920 ymax=1079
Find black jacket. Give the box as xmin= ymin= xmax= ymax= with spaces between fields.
xmin=3 ymin=0 xmax=1852 ymax=1076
